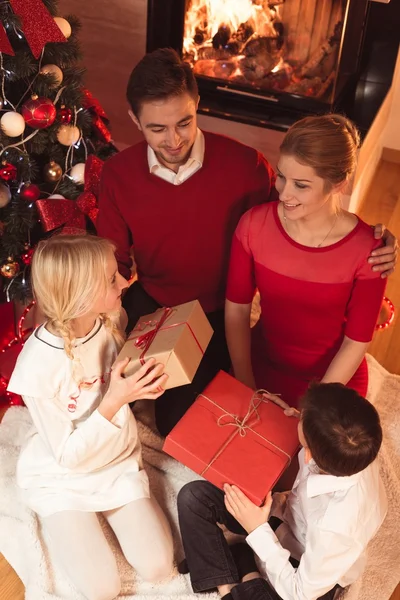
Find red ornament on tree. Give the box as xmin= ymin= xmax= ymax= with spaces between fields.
xmin=22 ymin=95 xmax=56 ymax=129
xmin=20 ymin=183 xmax=41 ymax=202
xmin=21 ymin=246 xmax=34 ymax=265
xmin=0 ymin=162 xmax=17 ymax=182
xmin=59 ymin=106 xmax=72 ymax=124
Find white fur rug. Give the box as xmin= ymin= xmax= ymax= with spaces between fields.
xmin=0 ymin=355 xmax=399 ymax=600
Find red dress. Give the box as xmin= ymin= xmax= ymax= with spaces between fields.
xmin=226 ymin=202 xmax=386 ymax=407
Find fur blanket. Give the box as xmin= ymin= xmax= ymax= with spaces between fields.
xmin=0 ymin=355 xmax=399 ymax=600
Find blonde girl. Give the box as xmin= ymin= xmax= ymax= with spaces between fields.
xmin=8 ymin=234 xmax=173 ymax=600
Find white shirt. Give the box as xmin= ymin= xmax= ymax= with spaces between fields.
xmin=7 ymin=316 xmax=149 ymax=517
xmin=247 ymin=448 xmax=387 ymax=600
xmin=147 ymin=128 xmax=205 ymax=185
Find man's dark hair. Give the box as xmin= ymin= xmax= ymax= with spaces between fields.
xmin=301 ymin=382 xmax=382 ymax=477
xmin=126 ymin=48 xmax=199 ymax=116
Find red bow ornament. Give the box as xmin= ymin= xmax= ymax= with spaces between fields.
xmin=36 ymin=155 xmax=104 ymax=234
xmin=82 ymin=89 xmax=112 ymax=143
xmin=0 ymin=0 xmax=67 ymax=59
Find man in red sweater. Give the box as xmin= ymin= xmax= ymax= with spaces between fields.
xmin=97 ymin=49 xmax=397 ymax=436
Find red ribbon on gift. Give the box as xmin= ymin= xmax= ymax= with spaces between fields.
xmin=82 ymin=89 xmax=112 ymax=143
xmin=129 ymin=307 xmax=206 ymax=366
xmin=36 ymin=155 xmax=104 ymax=234
xmin=0 ymin=0 xmax=67 ymax=59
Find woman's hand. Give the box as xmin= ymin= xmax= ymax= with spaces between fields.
xmin=262 ymin=392 xmax=299 ymax=417
xmin=99 ymin=358 xmax=168 ymax=421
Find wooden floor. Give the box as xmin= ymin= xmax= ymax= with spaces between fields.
xmin=358 ymin=159 xmax=400 ymax=375
xmin=0 ymin=157 xmax=399 ymax=599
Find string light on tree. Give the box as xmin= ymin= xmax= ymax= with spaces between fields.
xmin=22 ymin=95 xmax=56 ymax=129
xmin=376 ymin=297 xmax=395 ymax=331
xmin=0 ymin=111 xmax=26 ymax=137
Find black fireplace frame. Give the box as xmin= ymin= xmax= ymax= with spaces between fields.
xmin=146 ymin=0 xmax=371 ymax=131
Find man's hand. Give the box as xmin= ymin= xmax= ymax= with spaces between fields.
xmin=224 ymin=484 xmax=273 ymax=534
xmin=370 ymin=224 xmax=398 ymax=278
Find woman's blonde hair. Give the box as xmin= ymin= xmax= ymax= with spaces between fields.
xmin=280 ymin=113 xmax=360 ymax=189
xmin=31 ymin=234 xmax=125 ymax=367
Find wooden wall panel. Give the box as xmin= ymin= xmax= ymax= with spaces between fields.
xmin=58 ymin=0 xmax=147 ymax=149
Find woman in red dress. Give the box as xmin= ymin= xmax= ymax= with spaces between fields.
xmin=225 ymin=114 xmax=386 ymax=407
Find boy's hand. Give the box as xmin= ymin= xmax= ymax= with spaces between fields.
xmin=224 ymin=484 xmax=273 ymax=534
xmin=370 ymin=224 xmax=398 ymax=278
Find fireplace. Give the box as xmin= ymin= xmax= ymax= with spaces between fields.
xmin=147 ymin=0 xmax=371 ymax=130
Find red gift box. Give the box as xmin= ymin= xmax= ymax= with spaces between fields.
xmin=163 ymin=371 xmax=300 ymax=505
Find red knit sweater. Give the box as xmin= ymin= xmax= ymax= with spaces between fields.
xmin=97 ymin=131 xmax=277 ymax=313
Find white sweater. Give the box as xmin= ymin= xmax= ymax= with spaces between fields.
xmin=7 ymin=317 xmax=149 ymax=517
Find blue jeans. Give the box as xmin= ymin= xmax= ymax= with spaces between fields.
xmin=177 ymin=481 xmax=340 ymax=599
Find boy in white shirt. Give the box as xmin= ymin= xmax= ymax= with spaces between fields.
xmin=177 ymin=382 xmax=387 ymax=600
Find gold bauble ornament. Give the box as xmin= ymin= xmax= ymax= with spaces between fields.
xmin=44 ymin=160 xmax=63 ymax=182
xmin=54 ymin=17 xmax=72 ymax=39
xmin=40 ymin=64 xmax=64 ymax=88
xmin=0 ymin=182 xmax=11 ymax=208
xmin=57 ymin=124 xmax=80 ymax=146
xmin=0 ymin=111 xmax=25 ymax=137
xmin=0 ymin=257 xmax=19 ymax=278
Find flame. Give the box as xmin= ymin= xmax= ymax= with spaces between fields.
xmin=183 ymin=0 xmax=279 ymax=60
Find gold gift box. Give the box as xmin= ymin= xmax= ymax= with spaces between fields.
xmin=116 ymin=300 xmax=213 ymax=389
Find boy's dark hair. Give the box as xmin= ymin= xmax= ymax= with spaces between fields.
xmin=126 ymin=48 xmax=199 ymax=116
xmin=301 ymin=382 xmax=382 ymax=477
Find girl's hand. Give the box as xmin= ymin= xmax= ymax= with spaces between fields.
xmin=224 ymin=484 xmax=273 ymax=534
xmin=107 ymin=357 xmax=168 ymax=406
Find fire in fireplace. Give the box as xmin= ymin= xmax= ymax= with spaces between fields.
xmin=183 ymin=0 xmax=345 ymax=103
xmin=146 ymin=0 xmax=371 ymax=129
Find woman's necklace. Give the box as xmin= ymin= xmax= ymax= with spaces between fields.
xmin=282 ymin=209 xmax=339 ymax=248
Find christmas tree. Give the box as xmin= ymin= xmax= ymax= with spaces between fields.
xmin=0 ymin=0 xmax=117 ymax=303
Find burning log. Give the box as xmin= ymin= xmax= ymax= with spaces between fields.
xmin=193 ymin=58 xmax=236 ymax=79
xmin=212 ymin=24 xmax=231 ymax=49
xmin=316 ymin=72 xmax=336 ymax=99
xmin=285 ymin=76 xmax=323 ymax=96
xmin=198 ymin=46 xmax=231 ymax=61
xmin=235 ymin=22 xmax=254 ymax=44
xmin=244 ymin=36 xmax=281 ymax=58
xmin=241 ymin=53 xmax=281 ymax=82
xmin=300 ymin=21 xmax=342 ymax=78
xmin=213 ymin=60 xmax=236 ymax=79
